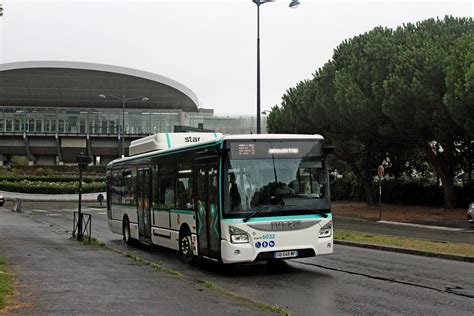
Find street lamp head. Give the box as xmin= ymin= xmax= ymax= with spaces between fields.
xmin=141 ymin=97 xmax=150 ymax=102
xmin=253 ymin=0 xmax=275 ymax=6
xmin=98 ymin=94 xmax=107 ymax=99
xmin=289 ymin=0 xmax=300 ymax=8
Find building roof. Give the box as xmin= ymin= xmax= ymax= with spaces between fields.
xmin=0 ymin=61 xmax=199 ymax=112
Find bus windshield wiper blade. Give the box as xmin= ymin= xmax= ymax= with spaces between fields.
xmin=284 ymin=205 xmax=328 ymax=218
xmin=243 ymin=206 xmax=271 ymax=222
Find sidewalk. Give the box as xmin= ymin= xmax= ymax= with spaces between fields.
xmin=0 ymin=208 xmax=268 ymax=315
xmin=0 ymin=190 xmax=105 ymax=202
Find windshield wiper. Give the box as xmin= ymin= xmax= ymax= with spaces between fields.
xmin=243 ymin=206 xmax=272 ymax=222
xmin=283 ymin=205 xmax=328 ymax=218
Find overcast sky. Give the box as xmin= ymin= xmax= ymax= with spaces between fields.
xmin=1 ymin=0 xmax=472 ymax=115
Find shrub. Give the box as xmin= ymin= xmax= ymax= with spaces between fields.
xmin=0 ymin=175 xmax=104 ymax=183
xmin=330 ymin=176 xmax=470 ymax=207
xmin=0 ymin=180 xmax=105 ymax=194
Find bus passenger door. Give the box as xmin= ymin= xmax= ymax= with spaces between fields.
xmin=137 ymin=168 xmax=152 ymax=243
xmin=195 ymin=157 xmax=220 ymax=259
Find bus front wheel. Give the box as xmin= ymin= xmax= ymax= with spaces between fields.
xmin=179 ymin=229 xmax=194 ymax=263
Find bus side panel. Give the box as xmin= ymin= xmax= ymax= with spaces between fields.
xmin=151 ymin=227 xmax=179 ymax=250
xmin=108 ymin=219 xmax=122 ymax=235
xmin=169 ymin=210 xmax=196 ymax=233
xmin=113 ymin=204 xmax=138 ymax=224
xmin=154 ymin=209 xmax=170 ymax=228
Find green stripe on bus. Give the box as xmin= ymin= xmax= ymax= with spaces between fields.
xmin=152 ymin=208 xmax=194 ymax=215
xmin=153 ymin=208 xmax=170 ymax=212
xmin=170 ymin=209 xmax=194 ymax=215
xmin=165 ymin=133 xmax=171 ymax=148
xmin=222 ymin=213 xmax=332 ymax=223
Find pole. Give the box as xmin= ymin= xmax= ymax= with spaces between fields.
xmin=122 ymin=97 xmax=125 ymax=158
xmin=256 ymin=3 xmax=261 ymax=134
xmin=378 ymin=176 xmax=382 ymax=221
xmin=77 ymin=153 xmax=83 ymax=241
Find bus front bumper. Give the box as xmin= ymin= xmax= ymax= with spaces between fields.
xmin=220 ymin=239 xmax=333 ymax=264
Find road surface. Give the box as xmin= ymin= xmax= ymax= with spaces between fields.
xmin=3 ymin=202 xmax=474 ymax=315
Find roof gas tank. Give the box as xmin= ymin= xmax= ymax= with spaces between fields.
xmin=129 ymin=132 xmax=222 ymax=156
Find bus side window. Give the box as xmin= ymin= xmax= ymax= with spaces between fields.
xmin=159 ymin=176 xmax=175 ymax=208
xmin=176 ymin=161 xmax=193 ymax=209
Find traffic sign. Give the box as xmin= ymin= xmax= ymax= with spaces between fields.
xmin=378 ymin=165 xmax=385 ymax=178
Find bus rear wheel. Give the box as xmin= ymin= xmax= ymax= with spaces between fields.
xmin=179 ymin=229 xmax=194 ymax=263
xmin=123 ymin=217 xmax=133 ymax=246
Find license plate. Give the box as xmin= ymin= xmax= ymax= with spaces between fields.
xmin=274 ymin=250 xmax=298 ymax=259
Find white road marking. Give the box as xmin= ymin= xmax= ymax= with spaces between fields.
xmin=32 ymin=209 xmax=49 ymax=213
xmin=377 ymin=220 xmax=464 ymax=231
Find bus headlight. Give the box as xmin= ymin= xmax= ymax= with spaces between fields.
xmin=319 ymin=221 xmax=332 ymax=238
xmin=229 ymin=226 xmax=249 ymax=244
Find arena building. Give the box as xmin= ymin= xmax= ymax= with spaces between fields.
xmin=0 ymin=61 xmax=266 ymax=165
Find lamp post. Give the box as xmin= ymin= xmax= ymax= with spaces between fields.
xmin=253 ymin=0 xmax=300 ymax=134
xmin=98 ymin=93 xmax=149 ymax=158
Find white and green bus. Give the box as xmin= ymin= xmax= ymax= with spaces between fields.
xmin=106 ymin=133 xmax=334 ymax=263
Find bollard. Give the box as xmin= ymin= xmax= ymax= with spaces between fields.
xmin=11 ymin=199 xmax=22 ymax=213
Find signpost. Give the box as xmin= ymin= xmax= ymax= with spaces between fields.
xmin=76 ymin=152 xmax=92 ymax=241
xmin=378 ymin=165 xmax=385 ymax=221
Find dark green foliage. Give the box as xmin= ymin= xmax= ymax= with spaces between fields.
xmin=1 ymin=165 xmax=106 ymax=176
xmin=0 ymin=175 xmax=104 ymax=183
xmin=267 ymin=16 xmax=473 ymax=208
xmin=0 ymin=180 xmax=105 ymax=194
xmin=331 ymin=177 xmax=471 ymax=208
xmin=444 ymin=32 xmax=474 ymax=136
xmin=0 ymin=165 xmax=106 ymax=194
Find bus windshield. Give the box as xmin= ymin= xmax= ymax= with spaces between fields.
xmin=224 ymin=140 xmax=330 ymax=218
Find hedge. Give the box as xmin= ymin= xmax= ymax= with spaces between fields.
xmin=0 ymin=165 xmax=106 ymax=176
xmin=0 ymin=180 xmax=105 ymax=194
xmin=0 ymin=175 xmax=104 ymax=183
xmin=331 ymin=177 xmax=472 ymax=208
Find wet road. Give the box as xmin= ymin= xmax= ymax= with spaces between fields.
xmin=13 ymin=202 xmax=474 ymax=315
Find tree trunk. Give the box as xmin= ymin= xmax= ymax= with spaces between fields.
xmin=339 ymin=150 xmax=376 ymax=205
xmin=362 ymin=180 xmax=375 ymax=205
xmin=423 ymin=142 xmax=457 ymax=209
xmin=440 ymin=176 xmax=457 ymax=209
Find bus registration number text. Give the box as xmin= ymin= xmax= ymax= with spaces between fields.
xmin=274 ymin=250 xmax=298 ymax=259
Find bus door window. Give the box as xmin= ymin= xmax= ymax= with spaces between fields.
xmin=137 ymin=168 xmax=152 ymax=241
xmin=195 ymin=158 xmax=220 ymax=257
xmin=122 ymin=170 xmax=133 ymax=206
xmin=156 ymin=163 xmax=175 ymax=229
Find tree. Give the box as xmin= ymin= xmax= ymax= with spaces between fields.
xmin=383 ymin=16 xmax=473 ymax=208
xmin=268 ymin=16 xmax=473 ymax=208
xmin=444 ymin=32 xmax=474 ymax=135
xmin=444 ymin=32 xmax=474 ymax=186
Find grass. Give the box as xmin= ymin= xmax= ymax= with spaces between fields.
xmin=334 ymin=229 xmax=474 ymax=257
xmin=70 ymin=235 xmax=105 ymax=247
xmin=0 ymin=257 xmax=13 ymax=310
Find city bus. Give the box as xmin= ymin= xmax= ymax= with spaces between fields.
xmin=106 ymin=133 xmax=334 ymax=263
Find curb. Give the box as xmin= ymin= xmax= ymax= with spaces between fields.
xmin=335 ymin=240 xmax=474 ymax=263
